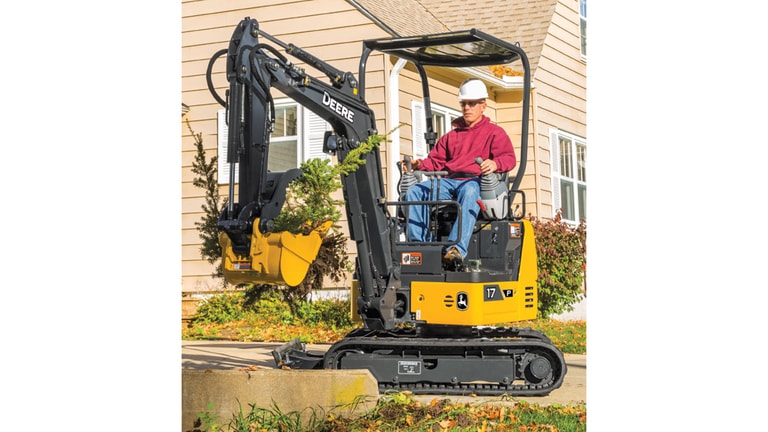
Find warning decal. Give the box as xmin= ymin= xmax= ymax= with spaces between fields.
xmin=401 ymin=252 xmax=423 ymax=266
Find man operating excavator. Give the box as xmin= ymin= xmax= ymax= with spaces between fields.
xmin=403 ymin=78 xmax=517 ymax=269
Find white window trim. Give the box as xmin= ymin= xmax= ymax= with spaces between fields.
xmin=411 ymin=100 xmax=461 ymax=158
xmin=549 ymin=128 xmax=586 ymax=223
xmin=302 ymin=105 xmax=332 ymax=162
xmin=217 ymin=108 xmax=238 ymax=185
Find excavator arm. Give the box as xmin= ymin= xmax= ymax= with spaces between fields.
xmin=209 ymin=18 xmax=399 ymax=328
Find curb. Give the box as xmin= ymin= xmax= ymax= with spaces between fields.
xmin=182 ymin=368 xmax=378 ymax=431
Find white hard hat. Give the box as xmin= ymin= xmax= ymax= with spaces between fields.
xmin=457 ymin=79 xmax=488 ymax=100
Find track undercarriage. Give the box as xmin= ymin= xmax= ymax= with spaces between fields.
xmin=273 ymin=326 xmax=567 ymax=396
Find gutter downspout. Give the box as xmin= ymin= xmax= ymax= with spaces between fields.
xmin=529 ymin=87 xmax=542 ymax=218
xmin=388 ymin=58 xmax=407 ymax=201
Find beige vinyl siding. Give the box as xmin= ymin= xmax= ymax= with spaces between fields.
xmin=181 ymin=0 xmax=391 ymax=294
xmin=531 ymin=0 xmax=586 ymax=218
xmin=494 ymin=91 xmax=538 ymax=217
xmin=538 ymin=0 xmax=586 ymax=131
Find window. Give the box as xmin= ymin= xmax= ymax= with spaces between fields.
xmin=550 ymin=129 xmax=586 ymax=223
xmin=217 ymin=99 xmax=331 ymax=184
xmin=268 ymin=104 xmax=299 ymax=172
xmin=411 ymin=100 xmax=461 ymax=158
xmin=579 ymin=0 xmax=587 ymax=59
xmin=431 ymin=111 xmax=448 ymax=140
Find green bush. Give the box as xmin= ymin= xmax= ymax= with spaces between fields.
xmin=242 ymin=288 xmax=297 ymax=325
xmin=192 ymin=292 xmax=245 ymax=324
xmin=295 ymin=297 xmax=354 ymax=328
xmin=192 ymin=289 xmax=353 ymax=329
xmin=529 ymin=211 xmax=586 ymax=319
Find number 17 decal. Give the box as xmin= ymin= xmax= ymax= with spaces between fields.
xmin=484 ymin=284 xmax=503 ymax=301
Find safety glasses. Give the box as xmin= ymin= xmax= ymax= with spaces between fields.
xmin=459 ymin=100 xmax=484 ymax=108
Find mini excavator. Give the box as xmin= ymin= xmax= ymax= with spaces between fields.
xmin=206 ymin=17 xmax=566 ymax=396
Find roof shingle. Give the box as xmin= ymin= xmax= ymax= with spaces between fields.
xmin=350 ymin=0 xmax=558 ymax=74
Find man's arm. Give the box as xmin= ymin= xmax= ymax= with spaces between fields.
xmin=489 ymin=130 xmax=516 ymax=172
xmin=414 ymin=134 xmax=450 ymax=172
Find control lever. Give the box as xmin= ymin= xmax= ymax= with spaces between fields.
xmin=399 ymin=155 xmax=419 ymax=196
xmin=475 ymin=157 xmax=509 ymax=219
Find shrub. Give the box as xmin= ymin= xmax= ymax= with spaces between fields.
xmin=192 ymin=292 xmax=244 ymax=324
xmin=529 ymin=211 xmax=586 ymax=319
xmin=242 ymin=288 xmax=296 ymax=325
xmin=186 ymin=119 xmax=225 ymax=281
xmin=295 ymin=297 xmax=354 ymax=328
xmin=194 ymin=289 xmax=354 ymax=329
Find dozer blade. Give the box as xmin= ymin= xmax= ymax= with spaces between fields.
xmin=271 ymin=338 xmax=324 ymax=370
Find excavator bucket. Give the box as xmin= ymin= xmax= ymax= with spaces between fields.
xmin=219 ymin=220 xmax=332 ymax=287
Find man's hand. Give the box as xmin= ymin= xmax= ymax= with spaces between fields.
xmin=478 ymin=159 xmax=497 ymax=175
xmin=403 ymin=159 xmax=421 ymax=173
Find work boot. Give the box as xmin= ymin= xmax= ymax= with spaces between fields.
xmin=442 ymin=247 xmax=465 ymax=271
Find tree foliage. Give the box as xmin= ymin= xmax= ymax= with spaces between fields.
xmin=187 ymin=119 xmax=225 ymax=280
xmin=263 ymin=132 xmax=386 ymax=312
xmin=272 ymin=132 xmax=386 ymax=233
xmin=271 ymin=158 xmax=343 ymax=234
xmin=529 ymin=211 xmax=587 ymax=318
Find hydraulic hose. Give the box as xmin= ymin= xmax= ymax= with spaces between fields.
xmin=206 ymin=48 xmax=228 ymax=106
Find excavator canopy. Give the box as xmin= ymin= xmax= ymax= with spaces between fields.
xmin=362 ymin=29 xmax=524 ymax=68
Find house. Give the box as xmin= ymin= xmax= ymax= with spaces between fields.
xmin=180 ymin=0 xmax=586 ymax=298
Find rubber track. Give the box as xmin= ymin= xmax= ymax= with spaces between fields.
xmin=323 ymin=327 xmax=567 ymax=396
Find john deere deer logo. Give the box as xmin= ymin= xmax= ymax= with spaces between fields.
xmin=456 ymin=292 xmax=469 ymax=311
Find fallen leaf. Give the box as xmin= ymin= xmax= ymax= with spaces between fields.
xmin=438 ymin=419 xmax=456 ymax=429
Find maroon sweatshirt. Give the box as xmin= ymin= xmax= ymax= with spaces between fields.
xmin=417 ymin=115 xmax=516 ymax=176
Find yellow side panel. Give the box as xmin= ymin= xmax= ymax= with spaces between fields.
xmin=411 ymin=280 xmax=537 ymax=325
xmin=411 ymin=219 xmax=540 ymax=325
xmin=219 ymin=220 xmax=332 ymax=287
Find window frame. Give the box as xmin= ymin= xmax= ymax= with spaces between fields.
xmin=267 ymin=102 xmax=300 ymax=173
xmin=550 ymin=128 xmax=586 ymax=224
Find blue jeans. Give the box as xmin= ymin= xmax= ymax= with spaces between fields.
xmin=404 ymin=178 xmax=481 ymax=258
